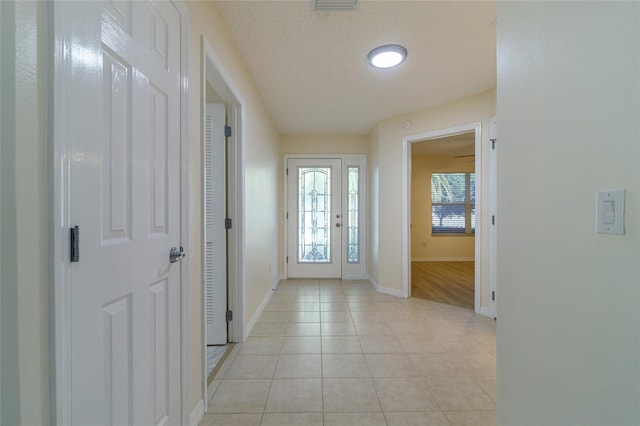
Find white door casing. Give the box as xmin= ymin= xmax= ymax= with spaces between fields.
xmin=287 ymin=158 xmax=342 ymax=278
xmin=201 ymin=36 xmax=246 ymax=411
xmin=55 ymin=1 xmax=185 ymax=424
xmin=402 ymin=123 xmax=483 ymax=312
xmin=204 ymin=104 xmax=227 ymax=345
xmin=489 ymin=116 xmax=498 ymax=318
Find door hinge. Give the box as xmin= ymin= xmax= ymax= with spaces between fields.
xmin=492 ymin=291 xmax=496 ymax=301
xmin=70 ymin=226 xmax=80 ymax=263
xmin=225 ymin=218 xmax=232 ymax=229
xmin=226 ymin=310 xmax=233 ymax=322
xmin=286 ymin=168 xmax=288 ymax=176
xmin=490 ymin=138 xmax=496 ymax=149
xmin=224 ymin=125 xmax=232 ymax=138
xmin=286 ymin=212 xmax=288 ymax=220
xmin=286 ymin=256 xmax=288 ymax=263
xmin=492 ymin=215 xmax=495 ymax=225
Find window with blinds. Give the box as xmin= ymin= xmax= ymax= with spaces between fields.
xmin=431 ymin=172 xmax=475 ymax=235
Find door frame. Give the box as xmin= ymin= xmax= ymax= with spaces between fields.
xmin=489 ymin=116 xmax=498 ymax=318
xmin=402 ymin=123 xmax=484 ymax=313
xmin=49 ymin=2 xmax=190 ymax=424
xmin=201 ymin=35 xmax=245 ymax=411
xmin=283 ymin=154 xmax=367 ymax=280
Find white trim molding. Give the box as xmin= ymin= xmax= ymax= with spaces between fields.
xmin=244 ymin=285 xmax=275 ymax=339
xmin=189 ymin=399 xmax=204 ymax=426
xmin=200 ymin=33 xmax=247 ymax=415
xmin=411 ymin=257 xmax=475 ymax=262
xmin=367 ymin=276 xmax=379 ymax=291
xmin=488 ymin=115 xmax=498 ymax=319
xmin=175 ymin=2 xmax=191 ymax=424
xmin=368 ymin=276 xmax=405 ymax=299
xmin=477 ymin=306 xmax=494 ymax=318
xmin=341 ymin=274 xmax=368 ymax=280
xmin=402 ymin=122 xmax=484 ymax=314
xmin=51 ymin=2 xmax=73 ymax=422
xmin=201 ymin=34 xmax=246 ymax=345
xmin=376 ymin=285 xmax=405 ymax=298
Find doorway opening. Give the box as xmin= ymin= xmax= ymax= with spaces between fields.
xmin=203 ymin=101 xmax=230 ymax=380
xmin=201 ymin=36 xmax=244 ymax=408
xmin=411 ymin=132 xmax=476 ymax=309
xmin=403 ymin=123 xmax=484 ymax=313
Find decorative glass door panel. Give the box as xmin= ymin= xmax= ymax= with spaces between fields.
xmin=347 ymin=166 xmax=360 ymax=264
xmin=287 ymin=159 xmax=342 ymax=278
xmin=298 ymin=167 xmax=332 ymax=263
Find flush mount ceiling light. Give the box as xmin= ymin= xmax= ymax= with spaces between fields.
xmin=367 ymin=44 xmax=407 ymax=69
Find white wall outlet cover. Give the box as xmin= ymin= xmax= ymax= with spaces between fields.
xmin=596 ymin=189 xmax=624 ymax=235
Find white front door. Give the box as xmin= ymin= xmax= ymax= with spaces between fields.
xmin=287 ymin=159 xmax=343 ymax=278
xmin=205 ymin=104 xmax=228 ymax=345
xmin=66 ymin=1 xmax=183 ymax=424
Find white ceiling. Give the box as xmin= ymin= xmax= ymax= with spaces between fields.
xmin=213 ymin=0 xmax=496 ymax=136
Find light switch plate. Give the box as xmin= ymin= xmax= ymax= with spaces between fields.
xmin=596 ymin=189 xmax=624 ymax=235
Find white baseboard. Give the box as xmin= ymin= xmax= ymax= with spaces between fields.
xmin=411 ymin=257 xmax=475 ymax=262
xmin=243 ymin=283 xmax=275 ymax=338
xmin=367 ymin=276 xmax=378 ymax=290
xmin=342 ymin=274 xmax=368 ymax=280
xmin=189 ymin=399 xmax=204 ymax=426
xmin=272 ymin=277 xmax=281 ymax=290
xmin=476 ymin=306 xmax=495 ymax=319
xmin=376 ymin=285 xmax=405 ymax=298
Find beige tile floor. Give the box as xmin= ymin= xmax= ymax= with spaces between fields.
xmin=200 ymin=279 xmax=496 ymax=426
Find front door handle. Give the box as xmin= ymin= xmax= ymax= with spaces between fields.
xmin=169 ymin=246 xmax=186 ymax=263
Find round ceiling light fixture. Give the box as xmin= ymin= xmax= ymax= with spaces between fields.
xmin=367 ymin=44 xmax=407 ymax=69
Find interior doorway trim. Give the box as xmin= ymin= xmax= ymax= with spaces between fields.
xmin=402 ymin=122 xmax=483 ymax=313
xmin=201 ymin=35 xmax=246 ymax=412
xmin=488 ymin=115 xmax=498 ymax=319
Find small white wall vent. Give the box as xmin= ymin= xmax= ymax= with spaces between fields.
xmin=313 ymin=0 xmax=358 ymax=11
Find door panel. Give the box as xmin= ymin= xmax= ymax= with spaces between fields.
xmin=205 ymin=104 xmax=228 ymax=345
xmin=287 ymin=159 xmax=342 ymax=278
xmin=67 ymin=1 xmax=182 ymax=424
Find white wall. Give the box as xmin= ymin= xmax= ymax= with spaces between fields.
xmin=0 ymin=2 xmax=49 ymax=425
xmin=370 ymin=89 xmax=495 ymax=305
xmin=280 ymin=135 xmax=370 ymax=156
xmin=497 ymin=2 xmax=640 ymax=425
xmin=185 ymin=0 xmax=281 ymax=413
xmin=368 ymin=129 xmax=380 ymax=286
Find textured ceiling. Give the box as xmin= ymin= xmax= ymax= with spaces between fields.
xmin=213 ymin=0 xmax=496 ymax=136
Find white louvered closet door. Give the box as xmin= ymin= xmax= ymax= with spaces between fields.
xmin=205 ymin=104 xmax=227 ymax=345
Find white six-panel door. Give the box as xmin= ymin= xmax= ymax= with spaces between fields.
xmin=66 ymin=1 xmax=183 ymax=424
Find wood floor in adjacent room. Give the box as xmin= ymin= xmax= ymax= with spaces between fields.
xmin=411 ymin=261 xmax=475 ymax=309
